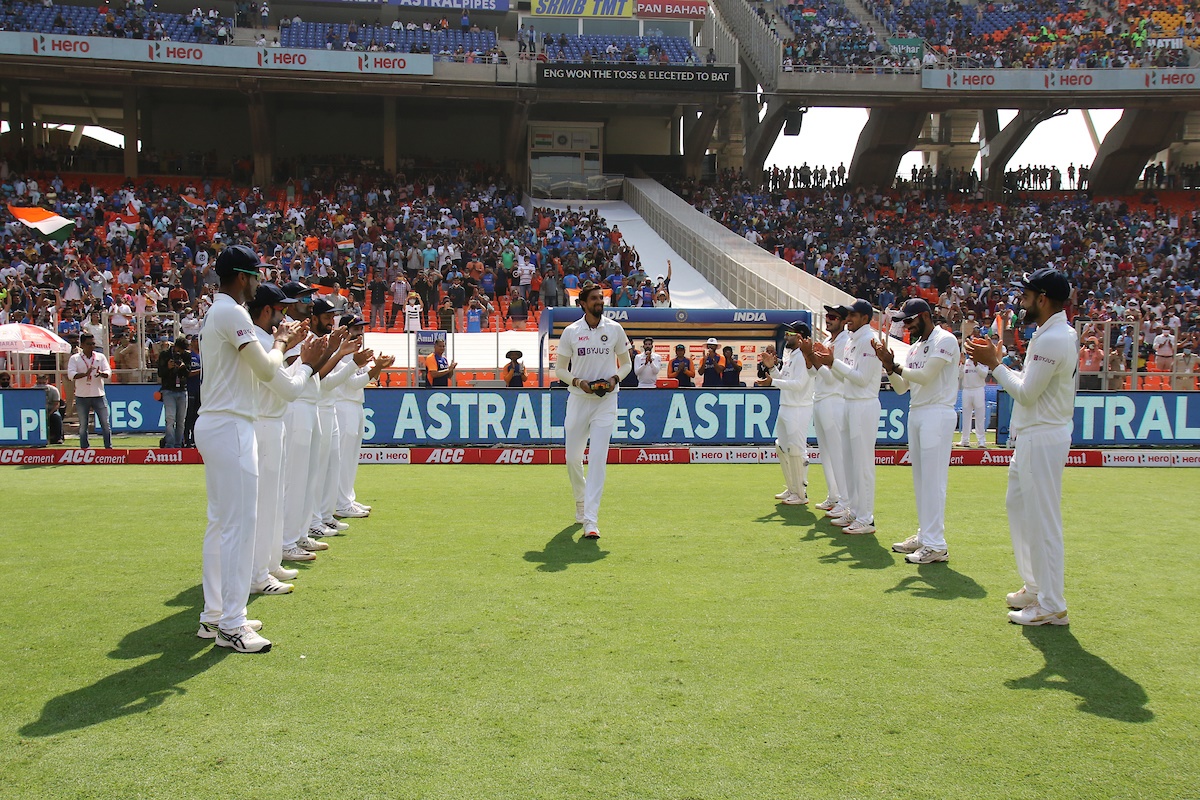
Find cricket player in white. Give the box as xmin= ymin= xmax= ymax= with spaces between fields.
xmin=554 ymin=282 xmax=632 ymax=539
xmin=309 ymin=299 xmax=362 ymax=540
xmin=967 ymin=269 xmax=1078 ymax=626
xmin=633 ymin=337 xmax=663 ymax=388
xmin=875 ymin=299 xmax=960 ymax=564
xmin=334 ymin=315 xmax=393 ymax=519
xmin=812 ymin=306 xmax=850 ymax=516
xmin=758 ymin=320 xmax=815 ymax=505
xmin=247 ymin=283 xmax=328 ymax=595
xmin=960 ymin=354 xmax=989 ymax=447
xmin=196 ymin=246 xmax=305 ymax=654
xmin=812 ymin=299 xmax=883 ymax=535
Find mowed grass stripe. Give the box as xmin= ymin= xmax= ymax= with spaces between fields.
xmin=0 ymin=464 xmax=1195 ymax=799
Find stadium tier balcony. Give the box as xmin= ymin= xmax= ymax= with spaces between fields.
xmin=277 ymin=22 xmax=498 ymax=57
xmin=0 ymin=1 xmax=233 ymax=43
xmin=533 ymin=34 xmax=699 ymax=64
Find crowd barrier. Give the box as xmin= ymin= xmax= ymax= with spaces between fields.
xmin=3 ymin=387 xmax=1196 ymax=448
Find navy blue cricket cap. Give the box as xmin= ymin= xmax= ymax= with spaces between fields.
xmin=340 ymin=313 xmax=366 ymax=328
xmin=823 ymin=304 xmax=850 ymax=318
xmin=281 ymin=280 xmax=318 ymax=299
xmin=248 ymin=283 xmax=297 ymax=310
xmin=214 ymin=244 xmax=268 ymax=279
xmin=783 ymin=319 xmax=811 ymax=337
xmin=899 ymin=298 xmax=932 ymax=320
xmin=312 ymin=297 xmax=337 ymax=316
xmin=849 ymin=299 xmax=874 ymax=317
xmin=1011 ymin=268 xmax=1071 ymax=302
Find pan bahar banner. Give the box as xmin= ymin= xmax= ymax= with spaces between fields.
xmin=537 ymin=63 xmax=734 ymax=90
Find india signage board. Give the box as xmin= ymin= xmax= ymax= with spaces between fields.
xmin=0 ymin=31 xmax=434 ymax=75
xmin=635 ymin=0 xmax=708 ymax=18
xmin=536 ymin=63 xmax=734 ymax=90
xmin=923 ymin=67 xmax=1200 ymax=92
xmin=530 ymin=0 xmax=634 ymax=15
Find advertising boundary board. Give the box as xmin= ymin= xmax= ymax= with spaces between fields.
xmin=923 ymin=68 xmax=1200 ymax=92
xmin=996 ymin=391 xmax=1200 ymax=446
xmin=536 ymin=63 xmax=735 ymax=90
xmin=7 ymin=446 xmax=1200 ymax=466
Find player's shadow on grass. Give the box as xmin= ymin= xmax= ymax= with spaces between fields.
xmin=1006 ymin=627 xmax=1154 ymax=723
xmin=523 ymin=526 xmax=609 ymax=573
xmin=752 ymin=505 xmax=822 ymax=539
xmin=19 ymin=585 xmax=228 ymax=737
xmin=884 ymin=564 xmax=987 ymax=600
xmin=816 ymin=528 xmax=893 ymax=570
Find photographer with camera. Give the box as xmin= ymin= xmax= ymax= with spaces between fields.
xmin=555 ymin=281 xmax=632 ymax=540
xmin=158 ymin=337 xmax=193 ymax=448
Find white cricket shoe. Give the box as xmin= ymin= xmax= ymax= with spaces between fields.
xmin=310 ymin=526 xmax=341 ymax=540
xmin=197 ymin=619 xmax=261 ymax=639
xmin=780 ymin=492 xmax=808 ymax=505
xmin=335 ymin=506 xmax=369 ymax=519
xmin=323 ymin=519 xmax=350 ymax=531
xmin=282 ymin=545 xmax=317 ymax=562
xmin=905 ymin=546 xmax=948 ymax=563
xmin=216 ymin=625 xmax=273 ymax=653
xmin=774 ymin=487 xmax=792 ymax=500
xmin=299 ymin=535 xmax=329 ymax=552
xmin=891 ymin=534 xmax=921 ymax=554
xmin=815 ymin=498 xmax=838 ymax=512
xmin=575 ymin=500 xmax=585 ymax=524
xmin=825 ymin=504 xmax=848 ymax=519
xmin=1008 ymin=603 xmax=1069 ymax=626
xmin=843 ymin=520 xmax=877 ymax=535
xmin=582 ymin=524 xmax=600 ymax=540
xmin=1006 ymin=587 xmax=1037 ymax=609
xmin=352 ymin=501 xmax=372 ymax=512
xmin=251 ymin=575 xmax=295 ymax=595
xmin=830 ymin=511 xmax=855 ymax=527
xmin=271 ymin=567 xmax=299 ymax=581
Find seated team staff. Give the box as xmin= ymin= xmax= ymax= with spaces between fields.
xmin=424 ymin=339 xmax=456 ymax=387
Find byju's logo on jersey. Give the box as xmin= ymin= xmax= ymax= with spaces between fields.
xmin=577 ymin=347 xmax=610 ymax=356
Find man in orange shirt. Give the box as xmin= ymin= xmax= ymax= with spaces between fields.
xmin=501 ymin=350 xmax=527 ymax=386
xmin=699 ymin=338 xmax=726 ymax=386
xmin=1078 ymin=336 xmax=1104 ymax=390
xmin=425 ymin=339 xmax=456 ymax=387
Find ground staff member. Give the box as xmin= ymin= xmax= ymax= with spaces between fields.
xmin=812 ymin=305 xmax=850 ymax=516
xmin=812 ymin=299 xmax=882 ymax=535
xmin=248 ymin=283 xmax=328 ymax=594
xmin=757 ymin=320 xmax=815 ymax=505
xmin=554 ymin=281 xmax=632 ymax=540
xmin=875 ymin=299 xmax=960 ymax=564
xmin=960 ymin=354 xmax=989 ymax=447
xmin=195 ymin=245 xmax=306 ymax=655
xmin=967 ymin=269 xmax=1078 ymax=626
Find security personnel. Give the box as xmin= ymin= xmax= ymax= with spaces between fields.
xmin=757 ymin=320 xmax=815 ymax=505
xmin=875 ymin=299 xmax=960 ymax=564
xmin=967 ymin=268 xmax=1078 ymax=626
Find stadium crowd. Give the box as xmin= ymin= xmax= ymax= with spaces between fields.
xmin=669 ymin=168 xmax=1200 ymax=383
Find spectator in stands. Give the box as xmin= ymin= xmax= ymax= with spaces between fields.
xmin=1078 ymin=336 xmax=1104 ymax=390
xmin=1175 ymin=345 xmax=1198 ymax=390
xmin=437 ymin=296 xmax=456 ymax=332
xmin=506 ymin=287 xmax=529 ymax=331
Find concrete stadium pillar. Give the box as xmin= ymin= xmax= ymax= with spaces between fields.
xmin=979 ymin=108 xmax=1064 ymax=193
xmin=846 ymin=108 xmax=926 ymax=189
xmin=683 ymin=102 xmax=724 ymax=179
xmin=712 ymin=101 xmax=744 ymax=174
xmin=383 ymin=96 xmax=397 ymax=174
xmin=122 ymin=88 xmax=138 ymax=179
xmin=4 ymin=84 xmax=27 ymax=149
xmin=939 ymin=110 xmax=982 ymax=172
xmin=503 ymin=100 xmax=529 ymax=185
xmin=737 ymin=58 xmax=787 ymax=183
xmin=1089 ymin=108 xmax=1187 ymax=194
xmin=247 ymin=94 xmax=273 ymax=188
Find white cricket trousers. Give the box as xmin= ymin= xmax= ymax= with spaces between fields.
xmin=841 ymin=397 xmax=880 ymax=524
xmin=564 ymin=391 xmax=617 ymax=527
xmin=908 ymin=406 xmax=956 ymax=551
xmin=282 ymin=400 xmax=319 ymax=547
xmin=311 ymin=404 xmax=339 ymax=529
xmin=960 ymin=388 xmax=986 ymax=445
xmin=253 ymin=416 xmax=286 ymax=583
xmin=1006 ymin=427 xmax=1071 ymax=614
xmin=775 ymin=403 xmax=813 ymax=453
xmin=813 ymin=396 xmax=846 ymax=504
xmin=196 ymin=412 xmax=257 ymax=630
xmin=335 ymin=400 xmax=365 ymax=510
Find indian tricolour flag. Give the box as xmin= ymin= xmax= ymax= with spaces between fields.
xmin=181 ymin=194 xmax=203 ymax=209
xmin=337 ymin=240 xmax=355 ymax=255
xmin=7 ymin=205 xmax=75 ymax=242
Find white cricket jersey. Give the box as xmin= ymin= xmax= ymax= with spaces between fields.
xmin=198 ymin=292 xmax=261 ymax=421
xmin=814 ymin=329 xmax=848 ymax=401
xmin=831 ymin=325 xmax=882 ymax=400
xmin=285 ymin=333 xmax=321 ymax=404
xmin=634 ymin=352 xmax=663 ymax=388
xmin=336 ymin=360 xmax=372 ymax=403
xmin=961 ymin=358 xmax=989 ymax=390
xmin=993 ymin=311 xmax=1078 ymax=436
xmin=560 ymin=315 xmax=630 ymax=395
xmin=771 ymin=346 xmax=815 ymax=407
xmin=256 ymin=328 xmax=315 ymax=418
xmin=903 ymin=325 xmax=959 ymax=408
